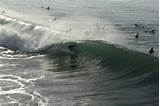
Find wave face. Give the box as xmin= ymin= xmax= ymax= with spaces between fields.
xmin=41 ymin=41 xmax=158 ymax=106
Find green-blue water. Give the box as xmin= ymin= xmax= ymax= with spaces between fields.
xmin=0 ymin=40 xmax=158 ymax=106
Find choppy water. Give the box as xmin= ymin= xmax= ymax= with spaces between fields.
xmin=0 ymin=0 xmax=158 ymax=106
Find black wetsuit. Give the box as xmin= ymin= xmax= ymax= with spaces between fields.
xmin=149 ymin=48 xmax=154 ymax=54
xmin=135 ymin=33 xmax=139 ymax=38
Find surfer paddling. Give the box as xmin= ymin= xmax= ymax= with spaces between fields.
xmin=134 ymin=24 xmax=139 ymax=27
xmin=149 ymin=29 xmax=156 ymax=33
xmin=41 ymin=6 xmax=50 ymax=10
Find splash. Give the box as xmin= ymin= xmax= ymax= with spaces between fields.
xmin=0 ymin=15 xmax=125 ymax=53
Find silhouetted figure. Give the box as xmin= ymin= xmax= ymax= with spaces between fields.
xmin=134 ymin=24 xmax=139 ymax=27
xmin=149 ymin=48 xmax=154 ymax=54
xmin=68 ymin=44 xmax=78 ymax=69
xmin=2 ymin=11 xmax=4 ymax=13
xmin=46 ymin=6 xmax=50 ymax=10
xmin=135 ymin=33 xmax=139 ymax=39
xmin=149 ymin=29 xmax=155 ymax=33
xmin=68 ymin=44 xmax=77 ymax=53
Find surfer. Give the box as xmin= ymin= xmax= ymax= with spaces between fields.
xmin=46 ymin=6 xmax=50 ymax=10
xmin=135 ymin=33 xmax=139 ymax=39
xmin=2 ymin=11 xmax=4 ymax=13
xmin=149 ymin=48 xmax=154 ymax=54
xmin=134 ymin=24 xmax=139 ymax=27
xmin=68 ymin=44 xmax=78 ymax=69
xmin=149 ymin=29 xmax=155 ymax=33
xmin=68 ymin=44 xmax=77 ymax=54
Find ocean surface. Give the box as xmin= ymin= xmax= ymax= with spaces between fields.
xmin=0 ymin=0 xmax=158 ymax=106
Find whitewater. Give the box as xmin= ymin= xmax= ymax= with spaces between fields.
xmin=0 ymin=0 xmax=158 ymax=106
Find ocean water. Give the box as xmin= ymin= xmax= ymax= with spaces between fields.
xmin=0 ymin=0 xmax=158 ymax=106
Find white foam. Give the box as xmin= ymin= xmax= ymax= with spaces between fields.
xmin=0 ymin=74 xmax=48 ymax=105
